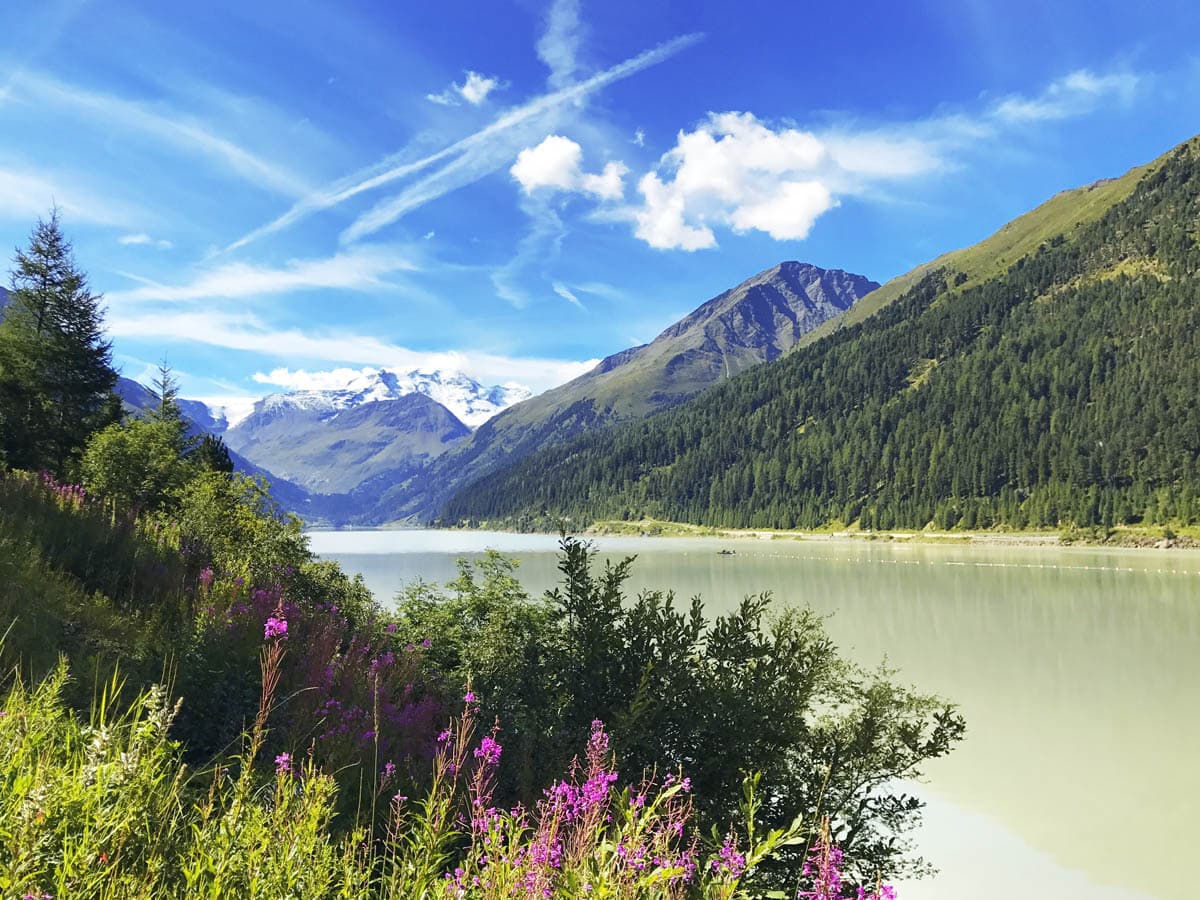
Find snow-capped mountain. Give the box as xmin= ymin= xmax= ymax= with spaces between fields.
xmin=257 ymin=369 xmax=530 ymax=429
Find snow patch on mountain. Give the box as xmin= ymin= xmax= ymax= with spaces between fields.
xmin=255 ymin=368 xmax=530 ymax=428
xmin=193 ymin=396 xmax=258 ymax=429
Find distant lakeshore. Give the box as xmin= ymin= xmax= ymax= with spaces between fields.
xmin=308 ymin=518 xmax=1200 ymax=550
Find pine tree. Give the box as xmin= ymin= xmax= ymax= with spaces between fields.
xmin=149 ymin=358 xmax=190 ymax=456
xmin=0 ymin=211 xmax=118 ymax=475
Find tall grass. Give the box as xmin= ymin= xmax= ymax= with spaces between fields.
xmin=0 ymin=648 xmax=893 ymax=899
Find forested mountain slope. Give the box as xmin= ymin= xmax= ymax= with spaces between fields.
xmin=350 ymin=262 xmax=876 ymax=523
xmin=446 ymin=136 xmax=1200 ymax=531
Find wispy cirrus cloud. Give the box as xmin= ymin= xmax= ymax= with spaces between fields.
xmin=107 ymin=245 xmax=417 ymax=304
xmin=339 ymin=33 xmax=702 ymax=245
xmin=118 ymin=232 xmax=173 ymax=250
xmin=992 ymin=69 xmax=1141 ymax=123
xmin=552 ymin=282 xmax=586 ymax=310
xmin=5 ymin=72 xmax=312 ymax=198
xmin=537 ymin=0 xmax=585 ymax=89
xmin=227 ymin=29 xmax=702 ymax=252
xmin=491 ymin=198 xmax=567 ymax=307
xmin=107 ymin=308 xmax=597 ymax=393
xmin=0 ymin=164 xmax=141 ymax=226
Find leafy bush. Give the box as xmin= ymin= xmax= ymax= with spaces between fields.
xmin=394 ymin=537 xmax=965 ymax=885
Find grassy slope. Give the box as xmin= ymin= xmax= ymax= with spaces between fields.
xmin=797 ymin=160 xmax=1156 ymax=348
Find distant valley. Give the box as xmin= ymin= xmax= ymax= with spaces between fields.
xmin=136 ymin=261 xmax=878 ymax=525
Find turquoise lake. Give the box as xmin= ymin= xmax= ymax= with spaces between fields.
xmin=309 ymin=529 xmax=1200 ymax=900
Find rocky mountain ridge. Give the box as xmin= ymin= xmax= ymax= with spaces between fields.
xmin=329 ymin=260 xmax=879 ymax=523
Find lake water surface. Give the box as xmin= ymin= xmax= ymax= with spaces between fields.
xmin=308 ymin=529 xmax=1200 ymax=900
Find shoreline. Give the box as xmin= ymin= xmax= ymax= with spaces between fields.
xmin=583 ymin=519 xmax=1197 ymax=549
xmin=310 ymin=519 xmax=1199 ymax=551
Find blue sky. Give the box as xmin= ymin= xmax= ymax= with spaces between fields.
xmin=2 ymin=0 xmax=1199 ymax=410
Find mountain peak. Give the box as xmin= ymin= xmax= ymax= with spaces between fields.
xmin=656 ymin=261 xmax=879 ymax=345
xmin=254 ymin=368 xmax=530 ymax=429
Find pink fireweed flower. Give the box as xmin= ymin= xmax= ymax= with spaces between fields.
xmin=274 ymin=752 xmax=292 ymax=775
xmin=463 ymin=690 xmax=477 ymax=704
xmin=198 ymin=567 xmax=214 ymax=591
xmin=797 ymin=822 xmax=891 ymax=900
xmin=473 ymin=735 xmax=502 ymax=766
xmin=712 ymin=834 xmax=746 ymax=879
xmin=263 ymin=616 xmax=288 ymax=640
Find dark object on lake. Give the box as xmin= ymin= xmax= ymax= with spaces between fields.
xmin=718 ymin=549 xmax=735 ymax=555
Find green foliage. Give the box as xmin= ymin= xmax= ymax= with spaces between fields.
xmin=0 ymin=211 xmax=118 ymax=477
xmin=0 ymin=472 xmax=192 ymax=686
xmin=82 ymin=418 xmax=193 ymax=514
xmin=447 ymin=137 xmax=1200 ymax=532
xmin=0 ymin=661 xmax=820 ymax=900
xmin=169 ymin=471 xmax=309 ymax=585
xmin=81 ymin=363 xmax=242 ymax=515
xmin=192 ymin=434 xmax=234 ymax=475
xmin=394 ymin=553 xmax=563 ymax=800
xmin=394 ymin=537 xmax=964 ymax=884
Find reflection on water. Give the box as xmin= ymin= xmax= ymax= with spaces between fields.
xmin=308 ymin=530 xmax=1200 ymax=900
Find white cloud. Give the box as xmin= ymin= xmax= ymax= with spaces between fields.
xmin=107 ymin=246 xmax=416 ymax=304
xmin=512 ymin=135 xmax=582 ymax=191
xmin=552 ymin=282 xmax=585 ymax=310
xmin=228 ymin=30 xmax=701 ymax=251
xmin=727 ymin=180 xmax=835 ymax=241
xmin=459 ymin=71 xmax=502 ymax=105
xmin=427 ymin=70 xmax=505 ymax=107
xmin=581 ymin=162 xmax=628 ymax=201
xmin=525 ymin=65 xmax=1145 ymax=253
xmin=633 ymin=128 xmax=645 ymax=147
xmin=511 ymin=135 xmax=627 ymax=199
xmin=107 ymin=309 xmax=597 ymax=394
xmin=0 ymin=165 xmax=139 ymax=226
xmin=118 ymin=232 xmax=173 ymax=250
xmin=9 ymin=72 xmax=311 ymax=198
xmin=993 ymin=69 xmax=1141 ymax=123
xmin=537 ymin=0 xmax=584 ymax=89
xmin=253 ymin=366 xmax=380 ymax=390
xmin=631 ymin=112 xmax=845 ymax=250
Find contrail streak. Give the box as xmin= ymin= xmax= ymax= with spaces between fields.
xmin=225 ymin=32 xmax=703 ymax=252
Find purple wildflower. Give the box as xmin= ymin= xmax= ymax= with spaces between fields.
xmin=712 ymin=834 xmax=746 ymax=879
xmin=473 ymin=735 xmax=502 ymax=766
xmin=264 ymin=616 xmax=288 ymax=641
xmin=274 ymin=752 xmax=292 ymax=775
